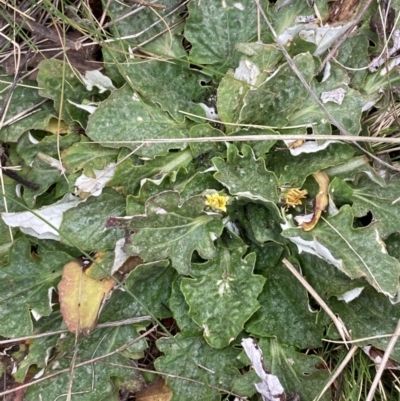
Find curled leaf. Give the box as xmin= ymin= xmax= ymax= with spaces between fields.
xmin=301 ymin=171 xmax=329 ymax=231
xmin=241 ymin=338 xmax=286 ymax=401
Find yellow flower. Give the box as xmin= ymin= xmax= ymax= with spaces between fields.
xmin=282 ymin=187 xmax=308 ymax=209
xmin=205 ymin=193 xmax=228 ymax=212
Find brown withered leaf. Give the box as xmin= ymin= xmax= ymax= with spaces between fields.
xmin=328 ymin=0 xmax=361 ymax=23
xmin=0 ymin=30 xmax=100 ymax=79
xmin=363 ymin=345 xmax=400 ymax=370
xmin=301 ymin=171 xmax=329 ymax=231
xmin=58 ymin=256 xmax=115 ymax=335
xmin=135 ymin=377 xmax=172 ymax=401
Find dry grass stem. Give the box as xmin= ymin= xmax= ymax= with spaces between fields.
xmin=282 ymin=258 xmax=351 ymax=344
xmin=366 ymin=318 xmax=400 ymax=401
xmin=0 ymin=325 xmax=159 ymax=398
xmin=0 ymin=316 xmax=153 ymax=345
xmin=314 ymin=344 xmax=358 ymax=401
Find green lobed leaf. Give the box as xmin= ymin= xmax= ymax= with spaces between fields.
xmin=109 ymin=148 xmax=193 ymax=195
xmin=386 ymin=232 xmax=400 ymax=261
xmin=237 ymin=337 xmax=330 ymax=401
xmin=348 ymin=179 xmax=400 ymax=238
xmin=246 ymin=258 xmax=324 ymax=348
xmin=324 ymin=156 xmax=386 ymax=187
xmin=16 ymin=131 xmax=79 ymax=165
xmin=217 ymin=42 xmax=283 ymax=131
xmin=188 ymin=124 xmax=225 ymax=158
xmin=267 ymin=142 xmax=355 ymax=187
xmin=0 ymin=238 xmax=72 ymax=337
xmin=118 ymin=47 xmax=209 ymax=122
xmin=235 ymin=42 xmax=284 ymax=73
xmin=22 ymin=157 xmax=64 ymax=208
xmin=169 ymin=276 xmax=202 ymax=335
xmin=122 ymin=191 xmax=224 ymax=274
xmin=336 ymin=35 xmax=370 ymax=90
xmin=328 ymin=285 xmax=400 ymax=363
xmin=61 ymin=137 xmax=119 ymax=174
xmin=124 ymin=166 xmax=220 ymax=216
xmin=13 ymin=313 xmax=63 ymax=383
xmin=0 ymin=177 xmax=25 ymax=244
xmin=124 ymin=168 xmax=222 ymax=216
xmin=266 ymin=0 xmax=330 ymax=38
xmin=229 ymin=128 xmax=278 ymax=157
xmin=212 ymin=143 xmax=279 ymax=211
xmin=105 ymin=0 xmax=185 ymax=47
xmin=155 ymin=334 xmax=242 ymax=401
xmin=25 ymin=325 xmax=147 ymax=400
xmin=287 ymin=62 xmax=365 ymax=135
xmin=0 ymin=69 xmax=55 ymax=142
xmin=60 ymin=188 xmax=126 ymax=250
xmin=86 ymin=84 xmax=189 ymax=158
xmin=251 ymin=242 xmax=284 ymax=272
xmin=185 ymin=0 xmax=259 ymax=71
xmin=282 ymin=205 xmax=400 ymax=296
xmin=181 ymin=244 xmax=266 ymax=348
xmin=217 ymin=69 xmax=250 ymax=129
xmin=100 ymin=259 xmax=174 ymax=321
xmin=239 ymin=52 xmax=315 ymax=127
xmin=240 ymin=203 xmax=285 ymax=245
xmin=37 ymin=60 xmax=94 ymax=126
xmin=298 ymin=252 xmax=368 ymax=300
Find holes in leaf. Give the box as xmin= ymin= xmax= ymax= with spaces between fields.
xmin=190 ymin=63 xmax=202 ymax=71
xmin=182 ymin=37 xmax=192 ymax=53
xmin=191 ymin=250 xmax=208 ymax=263
xmin=353 ymin=211 xmax=373 ymax=228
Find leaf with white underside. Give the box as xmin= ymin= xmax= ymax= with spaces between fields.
xmin=74 ymin=162 xmax=116 ymax=197
xmin=181 ymin=245 xmax=265 ymax=349
xmin=1 ymin=194 xmax=81 ymax=241
xmin=237 ymin=337 xmax=330 ymax=401
xmin=282 ymin=205 xmax=400 ymax=296
xmin=241 ymin=338 xmax=285 ymax=401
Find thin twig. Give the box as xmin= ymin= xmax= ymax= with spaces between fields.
xmin=323 ymin=332 xmax=399 ymax=344
xmin=0 ymin=0 xmax=35 ymax=20
xmin=253 ymin=0 xmax=400 ymax=173
xmin=0 ymin=34 xmax=22 ymax=129
xmin=317 ymin=0 xmax=375 ymax=75
xmin=366 ymin=318 xmax=400 ymax=401
xmin=124 ymin=0 xmax=166 ymax=9
xmin=0 ymin=325 xmax=158 ymax=398
xmin=75 ymin=144 xmax=144 ymax=196
xmin=0 ymin=152 xmax=13 ymax=242
xmin=0 ymin=316 xmax=152 ymax=345
xmin=315 ymin=345 xmax=359 ymax=401
xmin=0 ymin=9 xmax=81 ymax=50
xmin=1 ymin=99 xmax=48 ymax=128
xmin=87 ymin=133 xmax=400 ymax=144
xmin=282 ymin=258 xmax=351 ymax=344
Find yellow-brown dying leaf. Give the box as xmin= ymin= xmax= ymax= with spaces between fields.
xmin=301 ymin=171 xmax=329 ymax=232
xmin=58 ymin=258 xmax=115 ymax=335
